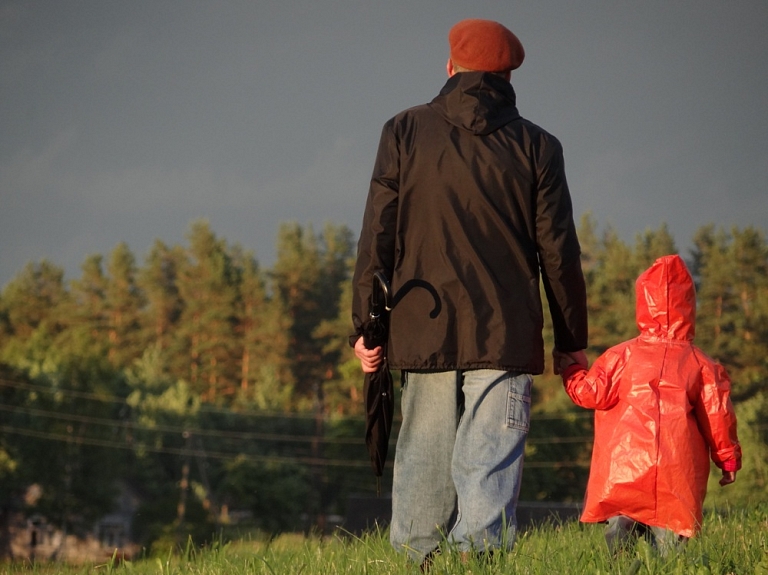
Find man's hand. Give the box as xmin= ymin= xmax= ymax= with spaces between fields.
xmin=552 ymin=348 xmax=588 ymax=375
xmin=354 ymin=336 xmax=384 ymax=373
xmin=719 ymin=470 xmax=736 ymax=486
xmin=567 ymin=349 xmax=588 ymax=369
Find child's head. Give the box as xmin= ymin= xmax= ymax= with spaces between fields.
xmin=635 ymin=254 xmax=696 ymax=341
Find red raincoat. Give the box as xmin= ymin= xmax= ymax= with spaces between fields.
xmin=562 ymin=254 xmax=741 ymax=537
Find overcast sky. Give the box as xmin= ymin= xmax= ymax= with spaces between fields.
xmin=1 ymin=1 xmax=766 ymax=289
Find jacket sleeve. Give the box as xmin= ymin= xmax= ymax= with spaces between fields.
xmin=533 ymin=134 xmax=588 ymax=352
xmin=694 ymin=358 xmax=742 ymax=470
xmin=350 ymin=119 xmax=400 ymax=343
xmin=562 ymin=350 xmax=622 ymax=410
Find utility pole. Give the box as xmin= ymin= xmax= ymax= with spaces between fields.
xmin=175 ymin=431 xmax=191 ymax=543
xmin=193 ymin=435 xmax=219 ymax=525
xmin=310 ymin=380 xmax=325 ymax=534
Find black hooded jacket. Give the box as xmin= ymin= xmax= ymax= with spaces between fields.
xmin=352 ymin=72 xmax=587 ymax=374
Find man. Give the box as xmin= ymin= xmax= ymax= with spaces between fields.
xmin=351 ymin=18 xmax=588 ymax=568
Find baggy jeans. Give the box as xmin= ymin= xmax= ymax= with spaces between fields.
xmin=389 ymin=369 xmax=532 ymax=562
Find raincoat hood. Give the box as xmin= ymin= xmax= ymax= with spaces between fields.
xmin=428 ymin=71 xmax=520 ymax=136
xmin=636 ymin=254 xmax=695 ymax=341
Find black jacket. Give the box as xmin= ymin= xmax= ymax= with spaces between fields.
xmin=352 ymin=72 xmax=587 ymax=374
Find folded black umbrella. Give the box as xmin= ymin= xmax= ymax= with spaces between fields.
xmin=361 ymin=271 xmax=393 ymax=492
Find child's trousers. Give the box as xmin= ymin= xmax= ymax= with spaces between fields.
xmin=605 ymin=516 xmax=687 ymax=557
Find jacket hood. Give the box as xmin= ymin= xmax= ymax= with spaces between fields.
xmin=428 ymin=72 xmax=520 ymax=136
xmin=635 ymin=254 xmax=696 ymax=341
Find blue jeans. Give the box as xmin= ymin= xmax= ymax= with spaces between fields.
xmin=390 ymin=369 xmax=532 ymax=562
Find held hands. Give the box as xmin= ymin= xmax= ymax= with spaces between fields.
xmin=354 ymin=336 xmax=384 ymax=373
xmin=552 ymin=348 xmax=588 ymax=376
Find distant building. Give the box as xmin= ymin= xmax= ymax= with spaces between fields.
xmin=5 ymin=483 xmax=139 ymax=563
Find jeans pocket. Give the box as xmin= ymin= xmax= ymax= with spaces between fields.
xmin=505 ymin=375 xmax=531 ymax=431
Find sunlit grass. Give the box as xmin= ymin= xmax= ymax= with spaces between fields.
xmin=0 ymin=506 xmax=766 ymax=574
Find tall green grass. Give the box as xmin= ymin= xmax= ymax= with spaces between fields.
xmin=1 ymin=506 xmax=766 ymax=574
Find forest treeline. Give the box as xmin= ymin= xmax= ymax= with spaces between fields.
xmin=0 ymin=216 xmax=766 ymax=552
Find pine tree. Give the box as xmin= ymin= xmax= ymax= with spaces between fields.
xmin=57 ymin=254 xmax=110 ymax=364
xmin=175 ymin=220 xmax=239 ymax=402
xmin=691 ymin=226 xmax=734 ymax=362
xmin=313 ymin=224 xmax=355 ymax=403
xmin=313 ymin=253 xmax=360 ymax=415
xmin=232 ymin=250 xmax=292 ymax=409
xmin=105 ymin=243 xmax=146 ymax=367
xmin=0 ymin=260 xmax=68 ymax=371
xmin=270 ymin=223 xmax=325 ymax=405
xmin=632 ymin=223 xmax=677 ymax=269
xmin=235 ymin=253 xmax=265 ymax=393
xmin=137 ymin=240 xmax=184 ymax=376
xmin=586 ymin=226 xmax=637 ymax=353
xmin=577 ymin=212 xmax=600 ymax=277
xmin=727 ymin=227 xmax=768 ymax=399
xmin=269 ymin=222 xmax=355 ymax=408
xmin=0 ymin=260 xmax=67 ymax=340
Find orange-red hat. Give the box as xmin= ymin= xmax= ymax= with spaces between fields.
xmin=448 ymin=19 xmax=525 ymax=72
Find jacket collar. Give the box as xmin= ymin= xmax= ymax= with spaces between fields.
xmin=428 ymin=71 xmax=520 ymax=136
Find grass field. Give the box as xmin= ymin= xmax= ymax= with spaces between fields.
xmin=1 ymin=506 xmax=766 ymax=574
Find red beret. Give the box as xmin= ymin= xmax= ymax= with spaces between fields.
xmin=448 ymin=19 xmax=525 ymax=72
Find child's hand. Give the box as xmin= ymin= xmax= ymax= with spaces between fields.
xmin=719 ymin=470 xmax=736 ymax=486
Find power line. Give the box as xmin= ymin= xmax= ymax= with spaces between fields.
xmin=0 ymin=402 xmax=594 ymax=447
xmin=0 ymin=403 xmax=366 ymax=445
xmin=0 ymin=377 xmax=599 ymax=452
xmin=0 ymin=424 xmax=371 ymax=468
xmin=0 ymin=378 xmax=360 ymax=420
xmin=0 ymin=387 xmax=593 ymax=467
xmin=0 ymin=424 xmax=591 ymax=469
xmin=0 ymin=377 xmax=594 ymax=422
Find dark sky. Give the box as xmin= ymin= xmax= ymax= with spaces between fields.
xmin=1 ymin=0 xmax=767 ymax=287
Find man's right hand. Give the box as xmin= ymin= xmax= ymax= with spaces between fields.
xmin=354 ymin=336 xmax=384 ymax=373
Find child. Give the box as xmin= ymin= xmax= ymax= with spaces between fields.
xmin=554 ymin=254 xmax=741 ymax=556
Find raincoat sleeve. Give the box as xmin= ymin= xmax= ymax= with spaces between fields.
xmin=694 ymin=358 xmax=742 ymax=470
xmin=534 ymin=136 xmax=588 ymax=353
xmin=351 ymin=119 xmax=400 ymax=343
xmin=561 ymin=349 xmax=623 ymax=410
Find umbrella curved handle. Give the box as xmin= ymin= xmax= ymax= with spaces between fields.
xmin=373 ymin=271 xmax=392 ymax=311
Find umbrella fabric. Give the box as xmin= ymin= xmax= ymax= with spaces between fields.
xmin=362 ymin=272 xmax=393 ymax=484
